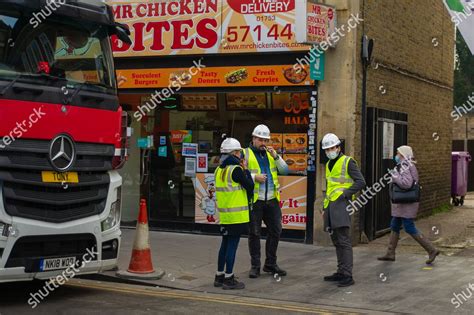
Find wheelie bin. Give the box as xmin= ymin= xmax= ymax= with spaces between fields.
xmin=451 ymin=152 xmax=471 ymax=206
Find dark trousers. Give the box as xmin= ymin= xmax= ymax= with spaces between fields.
xmin=330 ymin=227 xmax=353 ymax=277
xmin=217 ymin=235 xmax=241 ymax=274
xmin=248 ymin=199 xmax=282 ymax=267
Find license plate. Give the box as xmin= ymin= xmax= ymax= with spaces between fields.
xmin=41 ymin=171 xmax=79 ymax=183
xmin=40 ymin=257 xmax=76 ymax=271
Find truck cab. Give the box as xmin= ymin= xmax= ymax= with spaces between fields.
xmin=0 ymin=0 xmax=130 ymax=282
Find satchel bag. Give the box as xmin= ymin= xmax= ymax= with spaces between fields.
xmin=390 ymin=181 xmax=421 ymax=204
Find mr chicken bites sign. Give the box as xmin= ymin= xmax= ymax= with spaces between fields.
xmin=108 ymin=0 xmax=309 ymax=56
xmin=110 ymin=0 xmax=219 ymax=55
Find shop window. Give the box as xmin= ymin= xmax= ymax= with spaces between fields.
xmin=147 ymin=91 xmax=311 ymax=222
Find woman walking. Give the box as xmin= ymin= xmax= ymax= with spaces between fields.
xmin=378 ymin=145 xmax=440 ymax=264
xmin=214 ymin=138 xmax=254 ymax=290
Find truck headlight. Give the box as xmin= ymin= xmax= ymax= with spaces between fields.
xmin=101 ymin=188 xmax=121 ymax=232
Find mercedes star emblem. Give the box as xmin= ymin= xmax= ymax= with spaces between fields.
xmin=49 ymin=134 xmax=76 ymax=172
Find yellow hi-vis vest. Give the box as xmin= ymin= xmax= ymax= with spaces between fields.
xmin=243 ymin=148 xmax=280 ymax=202
xmin=215 ymin=165 xmax=250 ymax=225
xmin=324 ymin=155 xmax=355 ymax=208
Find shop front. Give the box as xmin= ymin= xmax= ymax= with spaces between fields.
xmin=107 ymin=0 xmax=332 ymax=241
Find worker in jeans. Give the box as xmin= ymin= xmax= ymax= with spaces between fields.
xmin=243 ymin=124 xmax=289 ymax=278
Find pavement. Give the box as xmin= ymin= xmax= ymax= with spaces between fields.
xmin=100 ymin=224 xmax=474 ymax=315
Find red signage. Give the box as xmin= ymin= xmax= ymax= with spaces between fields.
xmin=227 ymin=0 xmax=295 ymax=14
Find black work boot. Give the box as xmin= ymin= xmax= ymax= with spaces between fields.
xmin=222 ymin=275 xmax=245 ymax=290
xmin=323 ymin=272 xmax=344 ymax=282
xmin=263 ymin=264 xmax=287 ymax=276
xmin=249 ymin=266 xmax=260 ymax=278
xmin=337 ymin=276 xmax=355 ymax=287
xmin=214 ymin=274 xmax=224 ymax=287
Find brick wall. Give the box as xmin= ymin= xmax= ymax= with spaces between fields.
xmin=355 ymin=0 xmax=455 ymax=217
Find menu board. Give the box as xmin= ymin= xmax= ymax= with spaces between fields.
xmin=270 ymin=133 xmax=283 ymax=153
xmin=182 ymin=94 xmax=218 ymax=111
xmin=283 ymin=154 xmax=307 ymax=174
xmin=227 ymin=93 xmax=267 ymax=110
xmin=283 ymin=134 xmax=307 ymax=153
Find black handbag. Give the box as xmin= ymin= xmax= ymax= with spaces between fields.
xmin=390 ymin=181 xmax=421 ymax=203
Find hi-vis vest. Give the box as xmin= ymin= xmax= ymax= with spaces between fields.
xmin=324 ymin=155 xmax=355 ymax=208
xmin=243 ymin=148 xmax=280 ymax=202
xmin=215 ymin=165 xmax=250 ymax=225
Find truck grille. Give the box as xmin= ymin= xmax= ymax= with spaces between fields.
xmin=5 ymin=234 xmax=97 ymax=271
xmin=0 ymin=139 xmax=113 ymax=223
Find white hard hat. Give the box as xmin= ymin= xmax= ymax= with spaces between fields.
xmin=220 ymin=138 xmax=242 ymax=153
xmin=252 ymin=124 xmax=271 ymax=139
xmin=321 ymin=133 xmax=341 ymax=150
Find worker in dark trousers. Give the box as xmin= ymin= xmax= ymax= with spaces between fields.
xmin=322 ymin=133 xmax=366 ymax=287
xmin=243 ymin=124 xmax=289 ymax=278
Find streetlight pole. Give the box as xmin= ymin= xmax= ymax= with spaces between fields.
xmin=465 ymin=116 xmax=468 ymax=152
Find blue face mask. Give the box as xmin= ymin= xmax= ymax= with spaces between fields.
xmin=394 ymin=156 xmax=401 ymax=164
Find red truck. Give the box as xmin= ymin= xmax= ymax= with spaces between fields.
xmin=0 ymin=0 xmax=131 ymax=282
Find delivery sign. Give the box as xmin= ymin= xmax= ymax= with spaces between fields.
xmin=221 ymin=0 xmax=308 ymax=53
xmin=226 ymin=0 xmax=295 ymax=14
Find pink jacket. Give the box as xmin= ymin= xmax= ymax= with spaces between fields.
xmin=391 ymin=161 xmax=419 ymax=219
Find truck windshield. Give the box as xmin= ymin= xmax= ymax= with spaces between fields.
xmin=0 ymin=12 xmax=116 ymax=93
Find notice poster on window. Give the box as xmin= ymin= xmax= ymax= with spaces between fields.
xmin=194 ymin=174 xmax=307 ymax=230
xmin=182 ymin=143 xmax=198 ymax=157
xmin=171 ymin=130 xmax=192 ymax=144
xmin=383 ymin=122 xmax=395 ymax=159
xmin=185 ymin=158 xmax=196 ymax=177
xmin=196 ymin=153 xmax=209 ymax=173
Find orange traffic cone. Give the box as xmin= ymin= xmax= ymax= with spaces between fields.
xmin=117 ymin=199 xmax=164 ymax=280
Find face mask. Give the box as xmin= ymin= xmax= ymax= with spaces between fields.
xmin=394 ymin=156 xmax=401 ymax=164
xmin=326 ymin=150 xmax=339 ymax=160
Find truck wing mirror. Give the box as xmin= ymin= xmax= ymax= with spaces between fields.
xmin=112 ymin=22 xmax=132 ymax=46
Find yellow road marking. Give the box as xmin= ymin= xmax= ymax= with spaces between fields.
xmin=67 ymin=281 xmax=361 ymax=315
